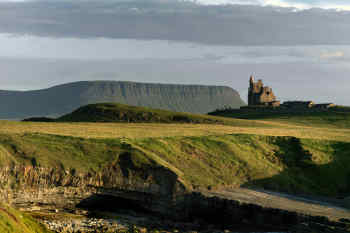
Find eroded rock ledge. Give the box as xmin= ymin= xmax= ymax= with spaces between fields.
xmin=0 ymin=162 xmax=186 ymax=212
xmin=0 ymin=165 xmax=349 ymax=232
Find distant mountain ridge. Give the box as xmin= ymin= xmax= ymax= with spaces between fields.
xmin=0 ymin=81 xmax=245 ymax=119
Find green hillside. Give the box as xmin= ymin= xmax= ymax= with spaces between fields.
xmin=0 ymin=204 xmax=51 ymax=233
xmin=210 ymin=107 xmax=350 ymax=128
xmin=1 ymin=132 xmax=350 ymax=198
xmin=0 ymin=81 xmax=245 ymax=119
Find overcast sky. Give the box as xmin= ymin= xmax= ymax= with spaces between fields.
xmin=0 ymin=0 xmax=349 ymax=105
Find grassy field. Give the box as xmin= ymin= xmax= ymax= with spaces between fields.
xmin=210 ymin=108 xmax=350 ymax=128
xmin=2 ymin=120 xmax=350 ymax=142
xmin=17 ymin=102 xmax=350 ymax=142
xmin=0 ymin=204 xmax=51 ymax=233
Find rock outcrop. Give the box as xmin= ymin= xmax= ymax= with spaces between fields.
xmin=1 ymin=165 xmax=349 ymax=232
xmin=0 ymin=162 xmax=187 ymax=215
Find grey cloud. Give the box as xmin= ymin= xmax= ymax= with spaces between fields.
xmin=218 ymin=46 xmax=350 ymax=64
xmin=1 ymin=33 xmax=349 ymax=63
xmin=1 ymin=0 xmax=350 ymax=45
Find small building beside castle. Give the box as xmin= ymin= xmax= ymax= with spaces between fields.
xmin=248 ymin=76 xmax=280 ymax=107
xmin=283 ymin=101 xmax=314 ymax=109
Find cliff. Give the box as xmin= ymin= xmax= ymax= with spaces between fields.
xmin=2 ymin=133 xmax=350 ymax=209
xmin=0 ymin=81 xmax=245 ymax=119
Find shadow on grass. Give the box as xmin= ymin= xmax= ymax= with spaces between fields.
xmin=243 ymin=137 xmax=350 ymax=198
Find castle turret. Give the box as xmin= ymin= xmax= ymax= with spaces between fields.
xmin=248 ymin=76 xmax=255 ymax=105
xmin=249 ymin=75 xmax=254 ymax=86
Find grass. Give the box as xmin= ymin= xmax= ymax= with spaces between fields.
xmin=16 ymin=102 xmax=350 ymax=142
xmin=1 ymin=120 xmax=350 ymax=142
xmin=210 ymin=107 xmax=350 ymax=128
xmin=0 ymin=133 xmax=125 ymax=172
xmin=0 ymin=204 xmax=51 ymax=233
xmin=133 ymin=134 xmax=350 ymax=197
xmin=0 ymin=121 xmax=271 ymax=139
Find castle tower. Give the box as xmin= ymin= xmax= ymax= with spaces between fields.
xmin=247 ymin=76 xmax=280 ymax=107
xmin=248 ymin=75 xmax=255 ymax=105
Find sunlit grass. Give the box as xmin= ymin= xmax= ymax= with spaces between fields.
xmin=1 ymin=120 xmax=350 ymax=142
xmin=0 ymin=204 xmax=51 ymax=233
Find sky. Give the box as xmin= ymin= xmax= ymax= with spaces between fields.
xmin=0 ymin=0 xmax=350 ymax=105
xmin=188 ymin=0 xmax=350 ymax=10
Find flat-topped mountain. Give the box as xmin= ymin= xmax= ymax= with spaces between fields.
xmin=0 ymin=81 xmax=244 ymax=119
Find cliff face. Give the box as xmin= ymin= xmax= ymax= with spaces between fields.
xmin=0 ymin=81 xmax=245 ymax=119
xmin=0 ymin=165 xmax=186 ymax=215
xmin=1 ymin=167 xmax=347 ymax=233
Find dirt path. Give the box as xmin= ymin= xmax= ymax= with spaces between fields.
xmin=206 ymin=188 xmax=350 ymax=221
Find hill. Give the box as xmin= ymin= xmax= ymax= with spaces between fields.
xmin=55 ymin=102 xmax=251 ymax=124
xmin=0 ymin=81 xmax=245 ymax=119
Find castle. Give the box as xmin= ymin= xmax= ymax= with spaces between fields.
xmin=248 ymin=76 xmax=280 ymax=107
xmin=246 ymin=76 xmax=335 ymax=109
